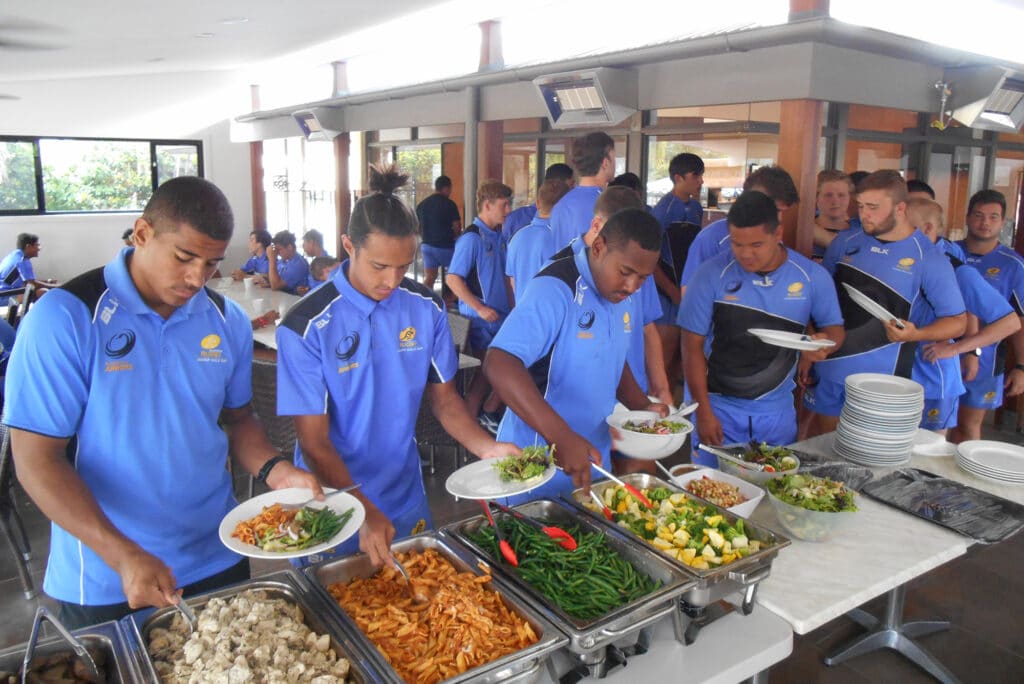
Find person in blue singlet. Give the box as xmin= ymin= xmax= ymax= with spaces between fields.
xmin=484 ymin=208 xmax=668 ymax=497
xmin=548 ymin=132 xmax=617 ymax=251
xmin=680 ymin=191 xmax=844 ymax=457
xmin=802 ymin=170 xmax=967 ymax=436
xmin=277 ymin=166 xmax=518 ymax=568
xmin=952 ymin=189 xmax=1024 ymax=441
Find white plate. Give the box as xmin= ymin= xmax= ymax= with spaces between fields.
xmin=218 ymin=488 xmax=364 ymax=560
xmin=747 ymin=328 xmax=837 ymax=351
xmin=845 ymin=373 xmax=923 ymax=398
xmin=842 ymin=283 xmax=905 ymax=328
xmin=957 ymin=440 xmax=1024 ymax=476
xmin=445 ymin=458 xmax=556 ymax=500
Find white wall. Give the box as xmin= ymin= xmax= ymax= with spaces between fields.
xmin=0 ymin=70 xmax=255 ymax=280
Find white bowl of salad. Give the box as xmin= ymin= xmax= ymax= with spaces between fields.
xmin=765 ymin=473 xmax=858 ymax=542
xmin=709 ymin=442 xmax=800 ymax=486
xmin=606 ymin=410 xmax=693 ymax=460
xmin=668 ymin=465 xmax=765 ymax=518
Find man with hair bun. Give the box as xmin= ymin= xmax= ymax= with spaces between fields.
xmin=278 ymin=166 xmax=517 ymax=568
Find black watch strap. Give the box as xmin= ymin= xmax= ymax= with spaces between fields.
xmin=256 ymin=455 xmax=290 ymax=484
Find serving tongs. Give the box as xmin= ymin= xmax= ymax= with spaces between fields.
xmin=490 ymin=501 xmax=577 ymax=550
xmin=390 ymin=552 xmax=429 ymax=604
xmin=591 ymin=462 xmax=655 ymax=509
xmin=699 ymin=443 xmax=767 ymax=472
xmin=172 ymin=593 xmax=197 ymax=636
xmin=22 ymin=606 xmax=100 ymax=684
xmin=588 ymin=488 xmax=615 ymax=521
xmin=478 ymin=500 xmax=518 ymax=566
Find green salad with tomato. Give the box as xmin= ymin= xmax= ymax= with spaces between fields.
xmin=741 ymin=442 xmax=799 ymax=472
xmin=493 ymin=444 xmax=553 ymax=482
xmin=767 ymin=474 xmax=857 ymax=512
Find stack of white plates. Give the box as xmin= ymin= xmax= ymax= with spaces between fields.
xmin=955 ymin=440 xmax=1024 ymax=485
xmin=833 ymin=373 xmax=923 ymax=467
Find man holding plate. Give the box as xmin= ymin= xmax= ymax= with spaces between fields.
xmin=5 ymin=177 xmax=323 ymax=628
xmin=679 ymin=191 xmax=845 ymax=454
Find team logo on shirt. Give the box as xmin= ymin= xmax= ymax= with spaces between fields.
xmin=725 ymin=280 xmax=741 ymax=294
xmin=577 ymin=311 xmax=595 ymax=330
xmin=984 ymin=391 xmax=997 ymax=402
xmin=896 ymin=257 xmax=915 ymax=272
xmin=198 ymin=333 xmax=226 ymax=363
xmin=398 ymin=326 xmax=423 ymax=353
xmin=986 ymin=267 xmax=1001 ymax=277
xmin=104 ymin=329 xmax=136 ymax=372
xmin=623 ymin=312 xmax=632 ymax=333
xmin=336 ymin=332 xmax=360 ymax=361
xmin=927 ymin=408 xmax=940 ymax=420
xmin=786 ymin=282 xmax=805 ymax=299
xmin=842 ymin=245 xmax=861 ymax=263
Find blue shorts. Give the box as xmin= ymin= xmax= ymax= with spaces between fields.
xmin=468 ymin=318 xmax=503 ymax=353
xmin=693 ymin=398 xmax=797 ymax=466
xmin=802 ymin=377 xmax=845 ymax=417
xmin=421 ymin=244 xmax=454 ymax=269
xmin=292 ymin=493 xmax=432 ymax=568
xmin=962 ymin=373 xmax=1004 ymax=410
xmin=656 ymin=293 xmax=679 ymax=327
xmin=921 ymin=397 xmax=959 ymax=430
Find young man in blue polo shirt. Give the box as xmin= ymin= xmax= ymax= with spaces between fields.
xmin=0 ymin=233 xmax=56 ymax=299
xmin=953 ymin=189 xmax=1024 ymax=441
xmin=277 ymin=167 xmax=516 ymax=568
xmin=502 ymin=163 xmax=575 ymax=244
xmin=4 ymin=177 xmax=321 ymax=628
xmin=447 ymin=179 xmax=513 ymax=420
xmin=548 ymin=132 xmax=617 ymax=251
xmin=416 ymin=175 xmax=462 ymax=292
xmin=680 ymin=191 xmax=844 ymax=456
xmin=803 ymin=170 xmax=966 ymax=435
xmin=484 ymin=208 xmax=667 ymax=498
xmin=505 ymin=178 xmax=571 ymax=303
xmin=232 ymin=229 xmax=272 ymax=280
xmin=262 ymin=230 xmax=310 ymax=294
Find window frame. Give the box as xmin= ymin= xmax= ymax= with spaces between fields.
xmin=0 ymin=134 xmax=203 ymax=216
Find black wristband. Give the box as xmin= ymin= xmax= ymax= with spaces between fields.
xmin=1014 ymin=364 xmax=1024 ymax=373
xmin=256 ymin=455 xmax=290 ymax=484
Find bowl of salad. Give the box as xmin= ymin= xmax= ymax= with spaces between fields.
xmin=709 ymin=442 xmax=800 ymax=485
xmin=668 ymin=465 xmax=765 ymax=518
xmin=606 ymin=410 xmax=693 ymax=460
xmin=765 ymin=473 xmax=858 ymax=542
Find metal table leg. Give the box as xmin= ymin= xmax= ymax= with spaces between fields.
xmin=824 ymin=584 xmax=958 ymax=683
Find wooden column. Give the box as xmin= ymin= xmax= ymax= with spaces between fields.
xmin=478 ymin=120 xmax=504 ymax=182
xmin=334 ymin=134 xmax=351 ymax=252
xmin=777 ymin=99 xmax=823 ymax=257
xmin=248 ymin=84 xmax=266 ymax=230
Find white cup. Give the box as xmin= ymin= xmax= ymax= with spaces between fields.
xmin=243 ymin=278 xmax=255 ymax=295
xmin=251 ymin=298 xmax=265 ymax=314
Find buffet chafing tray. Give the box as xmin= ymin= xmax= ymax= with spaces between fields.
xmin=122 ymin=570 xmax=383 ymax=683
xmin=440 ymin=498 xmax=696 ymax=660
xmin=303 ymin=531 xmax=568 ymax=684
xmin=567 ymin=473 xmax=790 ymax=611
xmin=0 ymin=619 xmax=139 ymax=683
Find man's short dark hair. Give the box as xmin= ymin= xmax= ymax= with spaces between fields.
xmin=252 ymin=229 xmax=272 ymax=248
xmin=729 ymin=191 xmax=780 ymax=232
xmin=16 ymin=233 xmax=38 ymax=250
xmin=594 ymin=186 xmax=644 ymax=218
xmin=434 ymin=175 xmax=452 ymax=191
xmin=121 ymin=228 xmax=134 ymax=241
xmin=272 ymin=230 xmax=297 ymax=248
xmin=543 ymin=163 xmax=574 ymax=182
xmin=571 ymin=132 xmax=615 ymax=177
xmin=849 ymin=170 xmax=870 ymax=188
xmin=669 ymin=153 xmax=705 ymax=180
xmin=302 ymin=229 xmax=324 ymax=247
xmin=142 ymin=176 xmax=233 ymax=241
xmin=967 ymin=189 xmax=1006 ymax=218
xmin=536 ymin=179 xmax=571 ymax=214
xmin=609 ymin=172 xmax=643 ymax=193
xmin=744 ymin=166 xmax=799 ymax=206
xmin=598 ymin=208 xmax=662 ymax=253
xmin=310 ymin=255 xmax=339 ymax=280
xmin=906 ymin=179 xmax=935 ymax=198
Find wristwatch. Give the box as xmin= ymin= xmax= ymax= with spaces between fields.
xmin=256 ymin=454 xmax=291 ymax=484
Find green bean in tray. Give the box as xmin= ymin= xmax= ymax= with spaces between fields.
xmin=466 ymin=516 xmax=661 ymax=621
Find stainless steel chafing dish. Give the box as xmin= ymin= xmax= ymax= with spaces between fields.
xmin=303 ymin=531 xmax=568 ymax=684
xmin=440 ymin=498 xmax=697 ymax=670
xmin=0 ymin=617 xmax=140 ymax=683
xmin=122 ymin=570 xmax=383 ymax=683
xmin=567 ymin=474 xmax=790 ymax=616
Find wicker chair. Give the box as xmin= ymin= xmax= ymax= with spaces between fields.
xmin=416 ymin=312 xmax=473 ymax=474
xmin=247 ymin=359 xmax=298 ymax=498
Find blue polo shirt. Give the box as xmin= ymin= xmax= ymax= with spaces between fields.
xmin=938 ymin=238 xmax=966 ymax=262
xmin=502 ymin=204 xmax=538 ymax=244
xmin=448 ymin=218 xmax=510 ymax=322
xmin=276 ymin=263 xmax=456 ymax=519
xmin=0 ymin=248 xmax=35 ymax=291
xmin=812 ymin=228 xmax=964 ymax=386
xmin=680 ymin=219 xmax=730 ymax=287
xmin=652 ymin=194 xmax=702 ymax=231
xmin=627 ymin=276 xmax=663 ymax=394
xmin=506 ymin=216 xmax=555 ymax=301
xmin=493 ymin=247 xmax=635 ymax=501
xmin=4 ymin=248 xmax=252 ymax=605
xmin=240 ymin=253 xmax=269 ymax=275
xmin=549 ymin=186 xmax=602 ymax=252
xmin=306 ymin=252 xmax=334 ymax=290
xmin=273 ymin=254 xmax=310 ymax=294
xmin=957 ymin=241 xmax=1024 ymax=379
xmin=679 ymin=247 xmax=842 ymax=412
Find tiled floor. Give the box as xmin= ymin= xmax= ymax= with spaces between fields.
xmin=2 ymin=425 xmax=1023 ymax=682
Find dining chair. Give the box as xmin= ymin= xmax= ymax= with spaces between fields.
xmin=416 ymin=312 xmax=473 ymax=474
xmin=0 ymin=421 xmax=36 ymax=599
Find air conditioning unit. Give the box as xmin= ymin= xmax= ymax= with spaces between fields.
xmin=533 ymin=68 xmax=637 ymax=129
xmin=947 ymin=66 xmax=1024 ymax=133
xmin=292 ymin=107 xmax=345 ymax=141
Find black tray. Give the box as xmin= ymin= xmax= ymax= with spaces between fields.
xmin=860 ymin=468 xmax=1024 ymax=544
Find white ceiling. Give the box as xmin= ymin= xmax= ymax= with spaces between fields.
xmin=0 ymin=0 xmax=448 ymax=82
